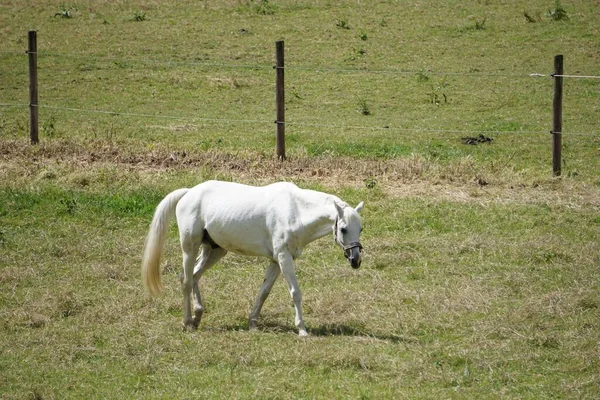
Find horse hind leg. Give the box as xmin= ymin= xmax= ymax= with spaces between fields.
xmin=191 ymin=245 xmax=227 ymax=328
xmin=180 ymin=242 xmax=200 ymax=331
xmin=249 ymin=261 xmax=280 ymax=331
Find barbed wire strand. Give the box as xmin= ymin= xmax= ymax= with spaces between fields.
xmin=0 ymin=102 xmax=592 ymax=136
xmin=1 ymin=102 xmax=597 ymax=136
xmin=552 ymin=74 xmax=600 ymax=79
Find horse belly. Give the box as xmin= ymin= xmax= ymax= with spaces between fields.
xmin=207 ymin=228 xmax=273 ymax=259
xmin=202 ymin=208 xmax=274 ymax=259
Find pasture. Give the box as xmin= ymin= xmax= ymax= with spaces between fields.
xmin=1 ymin=0 xmax=599 ymax=398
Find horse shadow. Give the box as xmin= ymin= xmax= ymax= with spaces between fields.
xmin=221 ymin=319 xmax=413 ymax=344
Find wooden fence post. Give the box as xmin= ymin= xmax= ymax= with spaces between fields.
xmin=28 ymin=30 xmax=39 ymax=145
xmin=275 ymin=40 xmax=285 ymax=160
xmin=552 ymin=55 xmax=563 ymax=176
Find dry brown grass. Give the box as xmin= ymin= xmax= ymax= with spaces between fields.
xmin=3 ymin=138 xmax=599 ymax=210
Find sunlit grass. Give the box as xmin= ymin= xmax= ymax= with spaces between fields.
xmin=1 ymin=0 xmax=600 ymax=398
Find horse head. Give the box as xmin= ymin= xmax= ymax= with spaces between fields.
xmin=333 ymin=201 xmax=364 ymax=269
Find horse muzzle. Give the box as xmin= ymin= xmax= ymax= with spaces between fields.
xmin=344 ymin=242 xmax=363 ymax=269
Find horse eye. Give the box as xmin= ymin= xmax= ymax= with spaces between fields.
xmin=340 ymin=227 xmax=347 ymax=235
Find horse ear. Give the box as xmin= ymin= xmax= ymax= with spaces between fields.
xmin=355 ymin=201 xmax=364 ymax=213
xmin=334 ymin=201 xmax=345 ymax=219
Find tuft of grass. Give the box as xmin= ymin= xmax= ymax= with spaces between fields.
xmin=548 ymin=0 xmax=569 ymax=21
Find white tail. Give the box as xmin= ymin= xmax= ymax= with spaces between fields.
xmin=141 ymin=188 xmax=189 ymax=296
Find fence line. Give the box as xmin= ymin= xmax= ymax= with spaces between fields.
xmin=4 ymin=33 xmax=600 ymax=174
xmin=1 ymin=102 xmax=598 ymax=137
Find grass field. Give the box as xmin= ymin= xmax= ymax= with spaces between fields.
xmin=1 ymin=0 xmax=599 ymax=398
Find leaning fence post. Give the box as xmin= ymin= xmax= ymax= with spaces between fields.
xmin=28 ymin=30 xmax=39 ymax=145
xmin=552 ymin=55 xmax=563 ymax=176
xmin=275 ymin=40 xmax=285 ymax=160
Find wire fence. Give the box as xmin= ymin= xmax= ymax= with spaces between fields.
xmin=1 ymin=41 xmax=599 ymax=151
xmin=2 ymin=101 xmax=598 ymax=138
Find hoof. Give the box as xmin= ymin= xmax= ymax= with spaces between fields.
xmin=298 ymin=329 xmax=309 ymax=337
xmin=249 ymin=319 xmax=259 ymax=331
xmin=182 ymin=320 xmax=197 ymax=332
xmin=193 ymin=310 xmax=203 ymax=327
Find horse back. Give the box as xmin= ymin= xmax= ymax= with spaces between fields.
xmin=176 ymin=181 xmax=302 ymax=259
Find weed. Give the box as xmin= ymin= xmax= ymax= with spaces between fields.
xmin=364 ymin=178 xmax=377 ymax=189
xmin=132 ymin=11 xmax=147 ymax=22
xmin=475 ymin=17 xmax=487 ymax=30
xmin=42 ymin=115 xmax=57 ymax=137
xmin=548 ymin=1 xmax=569 ymax=21
xmin=247 ymin=0 xmax=276 ymax=15
xmin=54 ymin=5 xmax=75 ymax=18
xmin=358 ymin=31 xmax=368 ymax=41
xmin=290 ymin=88 xmax=303 ymax=100
xmin=345 ymin=46 xmax=367 ymax=61
xmin=336 ymin=19 xmax=350 ymax=29
xmin=427 ymin=81 xmax=450 ymax=105
xmin=357 ymin=98 xmax=371 ymax=115
xmin=60 ymin=197 xmax=77 ymax=215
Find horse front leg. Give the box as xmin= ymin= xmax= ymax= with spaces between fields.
xmin=277 ymin=251 xmax=308 ymax=337
xmin=249 ymin=261 xmax=280 ymax=331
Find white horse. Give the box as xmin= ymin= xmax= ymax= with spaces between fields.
xmin=141 ymin=180 xmax=364 ymax=336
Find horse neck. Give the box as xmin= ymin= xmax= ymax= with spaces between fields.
xmin=297 ymin=190 xmax=342 ymax=242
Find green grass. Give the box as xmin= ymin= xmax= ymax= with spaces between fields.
xmin=1 ymin=174 xmax=599 ymax=398
xmin=1 ymin=0 xmax=600 ymax=398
